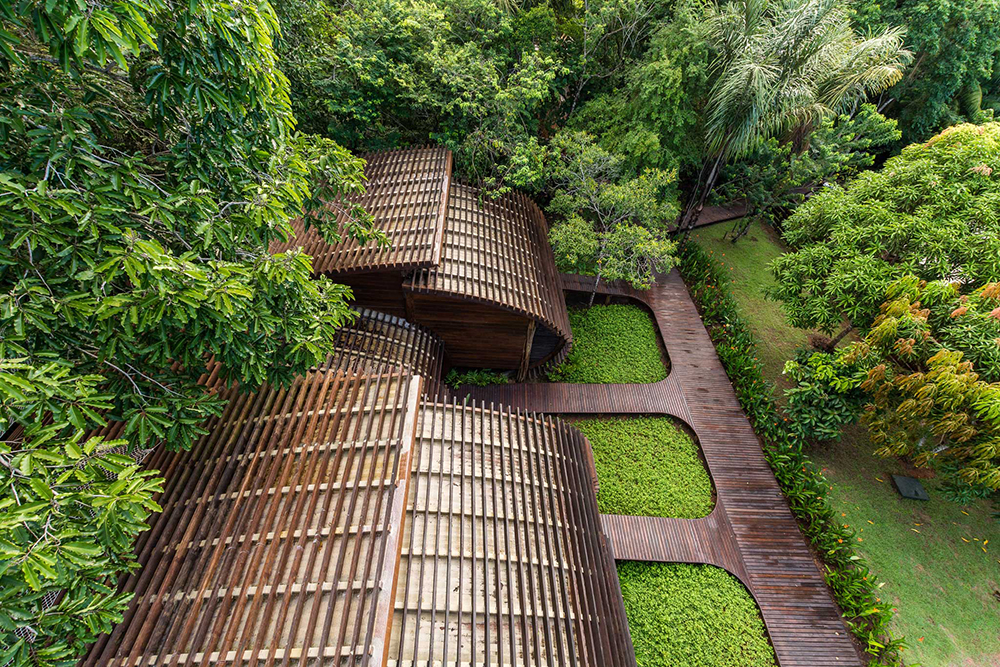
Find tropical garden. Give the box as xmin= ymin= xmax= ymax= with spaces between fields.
xmin=1 ymin=0 xmax=999 ymax=663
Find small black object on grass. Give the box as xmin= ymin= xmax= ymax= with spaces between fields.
xmin=891 ymin=474 xmax=930 ymax=501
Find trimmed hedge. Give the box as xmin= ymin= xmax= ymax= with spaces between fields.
xmin=618 ymin=562 xmax=777 ymax=667
xmin=574 ymin=417 xmax=713 ymax=518
xmin=548 ymin=304 xmax=668 ymax=384
xmin=677 ymin=242 xmax=905 ymax=665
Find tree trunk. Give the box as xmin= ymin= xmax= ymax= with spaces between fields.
xmin=830 ymin=323 xmax=854 ymax=347
xmin=678 ymin=153 xmax=725 ymax=234
xmin=589 ymin=270 xmax=602 ymax=307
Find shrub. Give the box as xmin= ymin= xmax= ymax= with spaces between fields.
xmin=677 ymin=242 xmax=907 ymax=666
xmin=618 ymin=562 xmax=776 ymax=667
xmin=782 ymin=350 xmax=868 ymax=443
xmin=573 ymin=417 xmax=713 ymax=518
xmin=548 ymin=305 xmax=668 ymax=384
xmin=444 ymin=368 xmax=511 ymax=388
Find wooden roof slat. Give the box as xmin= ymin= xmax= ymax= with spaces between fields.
xmin=269 ymin=147 xmax=451 ymax=275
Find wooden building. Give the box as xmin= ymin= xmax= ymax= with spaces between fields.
xmin=81 ymin=310 xmax=634 ymax=667
xmin=270 ymin=147 xmax=572 ymax=380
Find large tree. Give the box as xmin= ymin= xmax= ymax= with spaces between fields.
xmin=0 ymin=0 xmax=379 ymax=662
xmin=770 ymin=122 xmax=1000 ymax=335
xmin=787 ymin=277 xmax=1000 ymax=495
xmin=678 ymin=0 xmax=910 ymax=230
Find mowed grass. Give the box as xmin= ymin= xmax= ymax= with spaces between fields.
xmin=573 ymin=417 xmax=713 ymax=518
xmin=813 ymin=427 xmax=1000 ymax=667
xmin=690 ymin=219 xmax=814 ymax=391
xmin=694 ymin=218 xmax=1000 ymax=666
xmin=618 ymin=561 xmax=777 ymax=667
xmin=548 ymin=304 xmax=668 ymax=384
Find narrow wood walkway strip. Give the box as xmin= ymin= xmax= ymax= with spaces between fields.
xmin=461 ymin=270 xmax=860 ymax=667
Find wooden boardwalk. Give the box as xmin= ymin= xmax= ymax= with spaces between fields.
xmin=461 ymin=271 xmax=861 ymax=667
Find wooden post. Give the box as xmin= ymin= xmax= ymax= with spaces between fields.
xmin=517 ymin=320 xmax=537 ymax=382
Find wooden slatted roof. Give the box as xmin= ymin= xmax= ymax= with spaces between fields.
xmin=80 ymin=311 xmax=630 ymax=667
xmin=405 ymin=183 xmax=573 ymax=349
xmin=269 ymin=147 xmax=452 ymax=274
xmin=331 ymin=308 xmax=446 ymax=396
xmin=392 ymin=401 xmax=635 ymax=667
xmin=82 ymin=364 xmax=424 ymax=667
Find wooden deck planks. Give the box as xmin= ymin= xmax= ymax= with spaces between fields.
xmin=460 ymin=270 xmax=861 ymax=667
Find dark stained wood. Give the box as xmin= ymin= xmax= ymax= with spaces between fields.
xmin=82 ymin=365 xmax=424 ymax=667
xmin=81 ymin=311 xmax=634 ymax=667
xmin=461 ymin=270 xmax=862 ymax=667
xmin=600 ymin=513 xmax=749 ymax=584
xmin=405 ymin=292 xmax=531 ymax=370
xmin=271 ymin=148 xmax=572 ymax=375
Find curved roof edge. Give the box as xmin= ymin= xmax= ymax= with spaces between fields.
xmin=404 ymin=182 xmax=572 ymax=351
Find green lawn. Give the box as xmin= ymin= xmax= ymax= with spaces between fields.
xmin=548 ymin=304 xmax=668 ymax=384
xmin=694 ymin=218 xmax=1000 ymax=667
xmin=818 ymin=426 xmax=1000 ymax=667
xmin=690 ymin=219 xmax=814 ymax=391
xmin=618 ymin=561 xmax=777 ymax=667
xmin=573 ymin=417 xmax=713 ymax=518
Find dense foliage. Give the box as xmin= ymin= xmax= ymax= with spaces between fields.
xmin=545 ymin=131 xmax=679 ymax=287
xmin=574 ymin=417 xmax=714 ymax=518
xmin=771 ymin=122 xmax=1000 ymax=334
xmin=678 ymin=0 xmax=910 ymax=229
xmin=787 ymin=277 xmax=1000 ymax=494
xmin=0 ymin=0 xmax=377 ymax=662
xmin=714 ymin=105 xmax=901 ymax=238
xmin=678 ymin=242 xmax=906 ymax=664
xmin=548 ymin=304 xmax=668 ymax=383
xmin=443 ymin=368 xmax=510 ymax=389
xmin=854 ymin=0 xmax=1000 ymax=143
xmin=618 ymin=562 xmax=776 ymax=667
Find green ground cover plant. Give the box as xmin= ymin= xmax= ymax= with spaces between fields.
xmin=618 ymin=561 xmax=776 ymax=667
xmin=444 ymin=368 xmax=510 ymax=388
xmin=574 ymin=417 xmax=713 ymax=518
xmin=691 ymin=220 xmax=1000 ymax=666
xmin=548 ymin=304 xmax=668 ymax=384
xmin=678 ymin=240 xmax=905 ymax=665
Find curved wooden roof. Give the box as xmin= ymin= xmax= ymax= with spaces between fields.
xmin=270 ymin=147 xmax=572 ymax=359
xmin=269 ymin=147 xmax=452 ymax=274
xmin=404 ymin=183 xmax=572 ymax=348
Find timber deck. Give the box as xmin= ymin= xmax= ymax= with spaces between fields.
xmin=461 ymin=270 xmax=861 ymax=667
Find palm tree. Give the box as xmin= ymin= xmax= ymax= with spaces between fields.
xmin=678 ymin=0 xmax=911 ymax=231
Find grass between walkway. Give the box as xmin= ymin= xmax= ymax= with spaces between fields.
xmin=548 ymin=304 xmax=668 ymax=384
xmin=618 ymin=561 xmax=777 ymax=667
xmin=573 ymin=417 xmax=713 ymax=518
xmin=694 ymin=218 xmax=1000 ymax=666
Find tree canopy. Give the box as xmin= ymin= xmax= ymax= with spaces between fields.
xmin=0 ymin=0 xmax=377 ymax=662
xmin=854 ymin=0 xmax=1000 ymax=143
xmin=787 ymin=277 xmax=1000 ymax=495
xmin=770 ymin=122 xmax=1000 ymax=334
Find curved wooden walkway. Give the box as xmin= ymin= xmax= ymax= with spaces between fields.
xmin=461 ymin=271 xmax=860 ymax=667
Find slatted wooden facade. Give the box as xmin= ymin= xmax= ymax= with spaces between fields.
xmin=82 ymin=364 xmax=424 ymax=667
xmin=405 ymin=184 xmax=572 ymax=372
xmin=81 ymin=311 xmax=633 ymax=667
xmin=272 ymin=147 xmax=572 ymax=377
